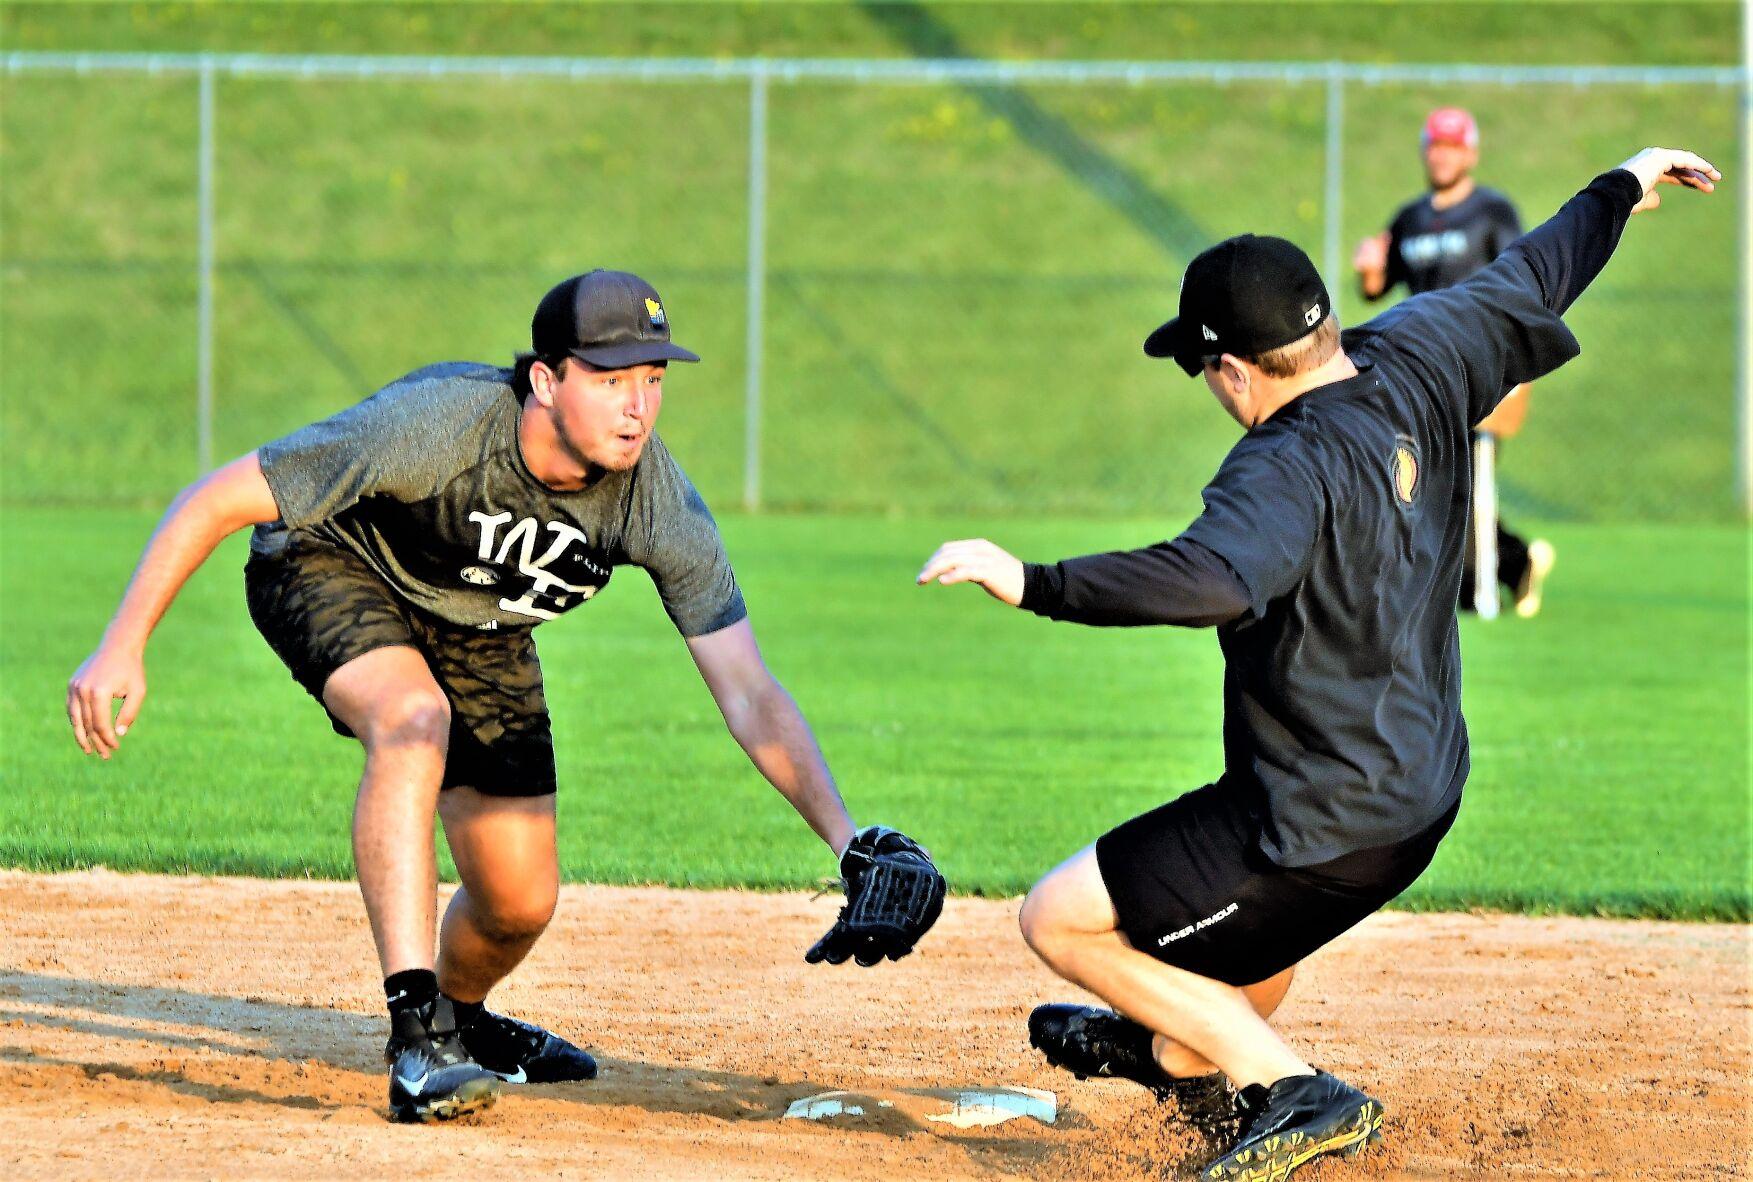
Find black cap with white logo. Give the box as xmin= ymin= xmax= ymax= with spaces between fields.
xmin=531 ymin=269 xmax=700 ymax=369
xmin=1143 ymin=236 xmax=1330 ymax=377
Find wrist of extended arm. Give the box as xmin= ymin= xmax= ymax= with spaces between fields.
xmin=1020 ymin=561 xmax=1066 ymax=616
xmin=1598 ymin=168 xmax=1646 ymax=213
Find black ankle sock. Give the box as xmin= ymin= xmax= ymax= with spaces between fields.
xmin=446 ymin=995 xmax=484 ymax=1029
xmin=384 ymin=968 xmax=439 ymax=1017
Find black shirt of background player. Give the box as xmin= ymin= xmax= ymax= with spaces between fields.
xmin=1378 ymin=186 xmax=1523 ymax=298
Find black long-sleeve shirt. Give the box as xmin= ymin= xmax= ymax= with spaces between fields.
xmin=1028 ymin=169 xmax=1642 ymax=866
xmin=1022 ymin=537 xmax=1251 ymax=626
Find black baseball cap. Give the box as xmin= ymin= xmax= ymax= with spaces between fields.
xmin=531 ymin=270 xmax=700 ymax=369
xmin=1144 ymin=235 xmax=1331 ymax=377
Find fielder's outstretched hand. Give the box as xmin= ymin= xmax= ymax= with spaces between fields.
xmin=1617 ymin=147 xmax=1720 ymax=213
xmin=807 ymin=825 xmax=946 ymax=966
xmin=916 ymin=538 xmax=1025 ymax=606
xmin=67 ymin=643 xmax=147 ymax=760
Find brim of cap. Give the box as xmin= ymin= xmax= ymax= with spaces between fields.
xmin=571 ymin=340 xmax=701 ymax=368
xmin=1142 ymin=318 xmax=1204 ymax=377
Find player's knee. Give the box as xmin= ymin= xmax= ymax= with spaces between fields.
xmin=364 ymin=688 xmax=451 ymax=751
xmin=473 ymin=884 xmax=557 ymax=944
xmin=1018 ymin=882 xmax=1075 ymax=969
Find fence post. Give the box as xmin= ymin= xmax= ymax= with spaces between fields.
xmin=743 ymin=63 xmax=770 ymax=513
xmin=196 ymin=54 xmax=216 ymax=469
xmin=197 ymin=57 xmax=215 ymax=474
xmin=1738 ymin=9 xmax=1751 ymax=516
xmin=1323 ymin=62 xmax=1345 ymax=326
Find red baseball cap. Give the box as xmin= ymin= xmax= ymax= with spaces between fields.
xmin=1421 ymin=107 xmax=1478 ymax=149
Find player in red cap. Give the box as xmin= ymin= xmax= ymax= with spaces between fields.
xmin=1353 ymin=108 xmax=1556 ymax=617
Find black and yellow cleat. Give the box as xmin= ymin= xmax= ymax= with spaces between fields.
xmin=1200 ymin=1071 xmax=1383 ymax=1181
xmin=384 ymin=996 xmax=501 ymax=1123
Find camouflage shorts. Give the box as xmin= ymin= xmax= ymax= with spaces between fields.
xmin=244 ymin=530 xmax=556 ymax=796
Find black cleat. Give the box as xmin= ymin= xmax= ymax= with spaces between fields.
xmin=461 ymin=1009 xmax=598 ymax=1085
xmin=1028 ymin=1003 xmax=1233 ymax=1121
xmin=1200 ymin=1071 xmax=1384 ymax=1181
xmin=383 ymin=995 xmax=501 ymax=1123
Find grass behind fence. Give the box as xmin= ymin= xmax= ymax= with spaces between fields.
xmin=0 ymin=6 xmax=1743 ymax=521
xmin=0 ymin=3 xmax=1737 ymax=69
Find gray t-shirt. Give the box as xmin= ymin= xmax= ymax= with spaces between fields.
xmin=251 ymin=362 xmax=746 ymax=637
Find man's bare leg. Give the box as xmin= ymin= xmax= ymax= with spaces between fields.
xmin=323 ymin=646 xmax=452 ymax=977
xmin=1152 ymin=967 xmax=1293 ymax=1077
xmin=434 ymin=787 xmax=596 ymax=1084
xmin=436 ymin=788 xmax=559 ymax=1003
xmin=1020 ymin=844 xmax=1311 ymax=1089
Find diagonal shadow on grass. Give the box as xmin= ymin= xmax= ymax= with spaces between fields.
xmin=774 ymin=273 xmax=1014 ymax=498
xmin=235 ymin=260 xmax=373 ymax=396
xmin=859 ymin=0 xmax=1210 ymax=261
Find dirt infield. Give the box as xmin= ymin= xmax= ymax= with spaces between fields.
xmin=0 ymin=871 xmax=1745 ymax=1180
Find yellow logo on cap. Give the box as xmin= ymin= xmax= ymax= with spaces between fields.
xmin=644 ymin=297 xmax=666 ymax=328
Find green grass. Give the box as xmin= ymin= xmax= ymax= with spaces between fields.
xmin=0 ymin=3 xmax=1746 ymax=920
xmin=1 ymin=508 xmax=1746 ymax=920
xmin=0 ymin=2 xmax=1742 ymax=520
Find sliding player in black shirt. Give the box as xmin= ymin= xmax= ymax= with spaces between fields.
xmin=919 ymin=147 xmax=1717 ymax=1181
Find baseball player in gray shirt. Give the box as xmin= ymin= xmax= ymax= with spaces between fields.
xmin=67 ymin=270 xmax=944 ymax=1122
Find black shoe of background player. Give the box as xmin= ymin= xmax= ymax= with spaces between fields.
xmin=461 ymin=1009 xmax=599 ymax=1085
xmin=383 ymin=995 xmax=501 ymax=1123
xmin=1028 ymin=1003 xmax=1236 ymax=1125
xmin=1200 ymin=1070 xmax=1384 ymax=1181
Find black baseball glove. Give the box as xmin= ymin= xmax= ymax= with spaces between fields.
xmin=806 ymin=825 xmax=946 ymax=966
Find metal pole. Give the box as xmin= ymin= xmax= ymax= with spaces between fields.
xmin=1472 ymin=433 xmax=1500 ymax=619
xmin=197 ymin=59 xmax=215 ymax=473
xmin=742 ymin=65 xmax=769 ymax=513
xmin=1324 ymin=62 xmax=1345 ymax=326
xmin=1738 ymin=0 xmax=1752 ymax=516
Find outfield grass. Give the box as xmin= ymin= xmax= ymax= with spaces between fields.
xmin=1 ymin=508 xmax=1745 ymax=920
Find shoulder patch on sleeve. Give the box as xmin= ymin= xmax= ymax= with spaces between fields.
xmin=1392 ymin=434 xmax=1422 ymax=507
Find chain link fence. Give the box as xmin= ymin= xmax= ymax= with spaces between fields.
xmin=2 ymin=54 xmax=1744 ymax=522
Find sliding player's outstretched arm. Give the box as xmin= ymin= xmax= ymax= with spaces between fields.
xmin=1365 ymin=147 xmax=1719 ymax=428
xmin=1618 ymin=146 xmax=1719 ymax=213
xmin=1495 ymin=147 xmax=1716 ymax=319
xmin=67 ymin=452 xmax=281 ymax=757
xmin=915 ymin=535 xmax=1254 ymax=627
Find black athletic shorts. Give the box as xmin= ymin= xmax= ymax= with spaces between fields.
xmin=244 ymin=529 xmax=556 ymax=797
xmin=1095 ymin=778 xmax=1459 ymax=987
